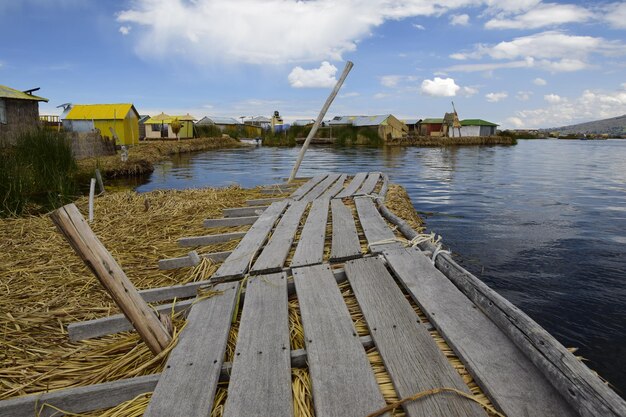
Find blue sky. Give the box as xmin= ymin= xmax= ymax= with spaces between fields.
xmin=1 ymin=0 xmax=625 ymax=128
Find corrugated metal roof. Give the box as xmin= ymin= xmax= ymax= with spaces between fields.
xmin=0 ymin=85 xmax=48 ymax=102
xmin=196 ymin=116 xmax=241 ymax=125
xmin=421 ymin=118 xmax=443 ymax=124
xmin=65 ymin=104 xmax=136 ymax=120
xmin=402 ymin=119 xmax=420 ymax=125
xmin=292 ymin=119 xmax=315 ymax=126
xmin=328 ymin=115 xmax=391 ymax=126
xmin=461 ymin=119 xmax=498 ymax=126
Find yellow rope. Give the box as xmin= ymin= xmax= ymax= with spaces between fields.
xmin=365 ymin=387 xmax=506 ymax=417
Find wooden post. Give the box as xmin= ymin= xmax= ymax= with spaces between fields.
xmin=288 ymin=61 xmax=353 ymax=183
xmin=88 ymin=178 xmax=96 ymax=222
xmin=95 ymin=169 xmax=105 ymax=194
xmin=50 ymin=204 xmax=172 ymax=355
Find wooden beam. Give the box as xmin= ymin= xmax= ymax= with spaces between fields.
xmin=50 ymin=204 xmax=171 ymax=355
xmin=223 ymin=205 xmax=268 ymax=218
xmin=178 ymin=232 xmax=245 ymax=247
xmin=203 ymin=216 xmax=258 ymax=228
xmin=157 ymin=250 xmax=231 ymax=270
xmin=246 ymin=197 xmax=284 ymax=206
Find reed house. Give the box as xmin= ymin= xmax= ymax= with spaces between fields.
xmin=62 ymin=103 xmax=140 ymax=146
xmin=329 ymin=114 xmax=408 ymax=141
xmin=0 ymin=85 xmax=48 ymax=142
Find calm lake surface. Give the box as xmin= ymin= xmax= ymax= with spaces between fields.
xmin=137 ymin=139 xmax=626 ymax=394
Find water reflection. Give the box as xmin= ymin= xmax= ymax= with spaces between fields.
xmin=136 ymin=140 xmax=626 ymax=395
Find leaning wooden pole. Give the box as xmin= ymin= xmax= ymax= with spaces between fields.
xmin=50 ymin=204 xmax=172 ymax=355
xmin=288 ymin=61 xmax=353 ymax=183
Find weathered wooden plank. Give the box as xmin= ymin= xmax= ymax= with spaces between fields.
xmin=144 ymin=282 xmax=239 ymax=417
xmin=0 ymin=374 xmax=160 ymax=417
xmin=289 ymin=173 xmax=328 ymax=200
xmin=158 ymin=250 xmax=231 ymax=270
xmin=212 ymin=201 xmax=289 ymax=280
xmin=246 ymin=197 xmax=284 ymax=206
xmin=250 ymin=201 xmax=308 ymax=274
xmin=300 ymin=173 xmax=341 ymax=202
xmin=178 ymin=231 xmax=245 ymax=247
xmin=382 ymin=247 xmax=577 ymax=417
xmin=335 ymin=172 xmax=368 ymax=198
xmin=203 ymin=216 xmax=258 ymax=228
xmin=223 ymin=273 xmax=292 ymax=417
xmin=355 ymin=172 xmax=380 ymax=196
xmin=345 ymin=257 xmax=486 ymax=417
xmin=293 ymin=263 xmax=387 ymax=417
xmin=291 ymin=198 xmax=329 ymax=267
xmin=329 ymin=199 xmax=362 ymax=261
xmin=354 ymin=197 xmax=398 ymax=252
xmin=320 ymin=173 xmax=347 ymax=199
xmin=223 ymin=205 xmax=268 ymax=218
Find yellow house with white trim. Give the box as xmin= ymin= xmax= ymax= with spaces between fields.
xmin=62 ymin=103 xmax=140 ymax=146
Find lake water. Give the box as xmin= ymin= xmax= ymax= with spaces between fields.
xmin=136 ymin=139 xmax=626 ymax=394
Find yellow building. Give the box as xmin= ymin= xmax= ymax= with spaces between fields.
xmin=144 ymin=113 xmax=195 ymax=139
xmin=63 ymin=103 xmax=140 ymax=146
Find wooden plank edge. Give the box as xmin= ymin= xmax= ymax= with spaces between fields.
xmin=158 ymin=251 xmax=231 ymax=270
xmin=223 ymin=205 xmax=268 ymax=218
xmin=375 ymin=197 xmax=626 ymax=417
xmin=178 ymin=232 xmax=246 ymax=247
xmin=203 ymin=216 xmax=259 ymax=228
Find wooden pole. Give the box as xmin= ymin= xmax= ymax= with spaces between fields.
xmin=88 ymin=178 xmax=96 ymax=222
xmin=50 ymin=204 xmax=172 ymax=355
xmin=288 ymin=61 xmax=353 ymax=183
xmin=95 ymin=169 xmax=105 ymax=194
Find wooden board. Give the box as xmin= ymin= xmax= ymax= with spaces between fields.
xmin=144 ymin=282 xmax=239 ymax=417
xmin=291 ymin=198 xmax=329 ymax=267
xmin=354 ymin=197 xmax=397 ymax=252
xmin=246 ymin=197 xmax=284 ymax=206
xmin=223 ymin=205 xmax=268 ymax=218
xmin=320 ymin=173 xmax=347 ymax=199
xmin=158 ymin=250 xmax=231 ymax=270
xmin=293 ymin=264 xmax=387 ymax=417
xmin=355 ymin=172 xmax=380 ymax=196
xmin=335 ymin=172 xmax=368 ymax=198
xmin=289 ymin=174 xmax=328 ymax=200
xmin=382 ymin=247 xmax=577 ymax=417
xmin=223 ymin=273 xmax=292 ymax=417
xmin=212 ymin=201 xmax=289 ymax=280
xmin=178 ymin=231 xmax=245 ymax=247
xmin=345 ymin=257 xmax=486 ymax=417
xmin=329 ymin=199 xmax=362 ymax=261
xmin=250 ymin=201 xmax=308 ymax=274
xmin=300 ymin=173 xmax=341 ymax=202
xmin=203 ymin=216 xmax=258 ymax=228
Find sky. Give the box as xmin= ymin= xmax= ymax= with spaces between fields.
xmin=1 ymin=0 xmax=625 ymax=129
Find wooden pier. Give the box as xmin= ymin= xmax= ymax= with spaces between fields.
xmin=2 ymin=172 xmax=625 ymax=417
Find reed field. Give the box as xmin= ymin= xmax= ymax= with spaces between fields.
xmin=0 ymin=183 xmax=505 ymax=416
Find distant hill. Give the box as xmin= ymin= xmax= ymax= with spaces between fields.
xmin=542 ymin=114 xmax=626 ymax=136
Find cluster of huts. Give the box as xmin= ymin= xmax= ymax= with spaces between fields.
xmin=1 ymin=84 xmax=499 ymax=146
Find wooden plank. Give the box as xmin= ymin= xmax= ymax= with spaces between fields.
xmin=335 ymin=172 xmax=368 ymax=198
xmin=355 ymin=172 xmax=380 ymax=196
xmin=144 ymin=282 xmax=239 ymax=417
xmin=354 ymin=197 xmax=398 ymax=252
xmin=246 ymin=197 xmax=284 ymax=206
xmin=212 ymin=201 xmax=289 ymax=280
xmin=345 ymin=257 xmax=486 ymax=417
xmin=158 ymin=250 xmax=231 ymax=270
xmin=320 ymin=173 xmax=347 ymax=199
xmin=291 ymin=198 xmax=329 ymax=267
xmin=178 ymin=231 xmax=245 ymax=247
xmin=300 ymin=173 xmax=341 ymax=202
xmin=382 ymin=247 xmax=578 ymax=417
xmin=250 ymin=201 xmax=308 ymax=274
xmin=329 ymin=199 xmax=362 ymax=261
xmin=289 ymin=173 xmax=328 ymax=200
xmin=50 ymin=204 xmax=171 ymax=355
xmin=203 ymin=216 xmax=258 ymax=228
xmin=293 ymin=264 xmax=387 ymax=417
xmin=223 ymin=273 xmax=292 ymax=417
xmin=223 ymin=205 xmax=268 ymax=218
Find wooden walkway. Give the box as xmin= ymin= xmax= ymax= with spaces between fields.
xmin=4 ymin=172 xmax=626 ymax=417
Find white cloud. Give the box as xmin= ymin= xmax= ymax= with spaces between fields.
xmin=483 ymin=0 xmax=542 ymax=13
xmin=288 ymin=61 xmax=337 ymax=88
xmin=544 ymin=93 xmax=564 ymax=104
xmin=506 ymin=116 xmax=525 ymax=128
xmin=533 ymin=77 xmax=547 ymax=86
xmin=446 ymin=59 xmax=533 ymax=72
xmin=373 ymin=93 xmax=390 ymax=99
xmin=485 ymin=91 xmax=508 ymax=102
xmin=119 ymin=25 xmax=131 ymax=35
xmin=412 ymin=23 xmax=425 ymax=30
xmin=516 ymin=91 xmax=532 ymax=101
xmin=461 ymin=86 xmax=479 ymax=96
xmin=485 ymin=3 xmax=592 ymax=30
xmin=604 ymin=2 xmax=626 ymax=29
xmin=421 ymin=77 xmax=460 ymax=97
xmin=450 ymin=14 xmax=470 ymax=26
xmin=339 ymin=92 xmax=360 ymax=98
xmin=380 ymin=74 xmax=417 ymax=88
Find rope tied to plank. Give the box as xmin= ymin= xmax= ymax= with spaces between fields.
xmin=367 ymin=232 xmax=441 ymax=250
xmin=365 ymin=386 xmax=506 ymax=417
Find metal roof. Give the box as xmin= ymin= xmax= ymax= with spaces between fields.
xmin=461 ymin=119 xmax=498 ymax=126
xmin=65 ymin=104 xmax=137 ymax=120
xmin=196 ymin=116 xmax=241 ymax=125
xmin=402 ymin=119 xmax=420 ymax=125
xmin=328 ymin=115 xmax=392 ymax=126
xmin=145 ymin=113 xmax=196 ymax=124
xmin=0 ymin=85 xmax=48 ymax=102
xmin=292 ymin=119 xmax=315 ymax=126
xmin=421 ymin=118 xmax=443 ymax=124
